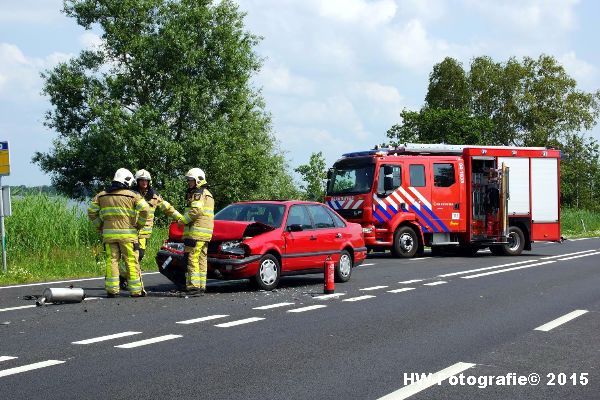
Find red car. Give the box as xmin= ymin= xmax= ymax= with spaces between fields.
xmin=157 ymin=200 xmax=367 ymax=290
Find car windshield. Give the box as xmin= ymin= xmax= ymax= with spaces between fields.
xmin=215 ymin=203 xmax=286 ymax=227
xmin=327 ymin=164 xmax=375 ymax=195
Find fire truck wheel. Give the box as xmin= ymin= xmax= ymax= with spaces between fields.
xmin=501 ymin=226 xmax=525 ymax=256
xmin=335 ymin=250 xmax=353 ymax=283
xmin=392 ymin=226 xmax=419 ymax=258
xmin=252 ymin=254 xmax=280 ymax=291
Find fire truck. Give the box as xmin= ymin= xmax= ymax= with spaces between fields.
xmin=325 ymin=143 xmax=561 ymax=257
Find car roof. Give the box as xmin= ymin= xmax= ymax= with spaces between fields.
xmin=232 ymin=200 xmax=326 ymax=207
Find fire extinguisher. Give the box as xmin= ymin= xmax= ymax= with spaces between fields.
xmin=324 ymin=256 xmax=335 ymax=294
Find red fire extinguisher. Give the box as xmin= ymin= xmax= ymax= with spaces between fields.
xmin=324 ymin=256 xmax=335 ymax=294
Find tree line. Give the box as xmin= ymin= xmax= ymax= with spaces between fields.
xmin=33 ymin=1 xmax=600 ymax=211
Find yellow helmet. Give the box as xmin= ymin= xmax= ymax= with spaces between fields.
xmin=185 ymin=168 xmax=206 ymax=185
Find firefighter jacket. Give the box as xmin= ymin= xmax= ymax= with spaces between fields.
xmin=88 ymin=185 xmax=150 ymax=243
xmin=135 ymin=188 xmax=182 ymax=239
xmin=180 ymin=186 xmax=214 ymax=242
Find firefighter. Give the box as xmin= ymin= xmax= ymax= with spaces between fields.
xmin=88 ymin=168 xmax=150 ymax=298
xmin=179 ymin=168 xmax=214 ymax=295
xmin=118 ymin=169 xmax=184 ymax=289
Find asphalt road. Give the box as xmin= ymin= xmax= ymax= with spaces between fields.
xmin=1 ymin=238 xmax=599 ymax=399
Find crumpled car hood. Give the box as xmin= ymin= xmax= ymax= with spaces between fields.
xmin=212 ymin=220 xmax=275 ymax=241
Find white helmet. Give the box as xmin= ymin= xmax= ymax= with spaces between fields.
xmin=134 ymin=169 xmax=152 ymax=182
xmin=185 ymin=168 xmax=206 ymax=185
xmin=113 ymin=168 xmax=135 ymax=186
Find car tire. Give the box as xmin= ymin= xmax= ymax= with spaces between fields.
xmin=253 ymin=254 xmax=280 ymax=291
xmin=499 ymin=226 xmax=525 ymax=256
xmin=392 ymin=226 xmax=419 ymax=258
xmin=335 ymin=250 xmax=353 ymax=283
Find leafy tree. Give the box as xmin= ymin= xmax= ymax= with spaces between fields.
xmin=560 ymin=134 xmax=600 ymax=210
xmin=295 ymin=152 xmax=327 ymax=202
xmin=425 ymin=57 xmax=470 ymax=110
xmin=33 ymin=0 xmax=298 ymax=208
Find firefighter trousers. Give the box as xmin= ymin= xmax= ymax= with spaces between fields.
xmin=184 ymin=240 xmax=208 ymax=290
xmin=104 ymin=242 xmax=144 ymax=295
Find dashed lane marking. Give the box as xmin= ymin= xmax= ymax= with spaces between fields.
xmin=361 ymin=263 xmax=375 ymax=266
xmin=0 ymin=356 xmax=17 ymax=362
xmin=360 ymin=285 xmax=389 ymax=291
xmin=72 ymin=331 xmax=142 ymax=345
xmin=253 ymin=302 xmax=295 ymax=310
xmin=176 ymin=315 xmax=229 ymax=325
xmin=0 ymin=360 xmax=65 ymax=379
xmin=115 ymin=334 xmax=182 ymax=349
xmin=462 ymin=261 xmax=556 ymax=279
xmin=377 ymin=362 xmax=476 ymax=400
xmin=411 ymin=257 xmax=432 ymax=261
xmin=215 ymin=317 xmax=265 ymax=328
xmin=342 ymin=295 xmax=376 ymax=302
xmin=0 ymin=305 xmax=36 ymax=313
xmin=438 ymin=259 xmax=538 ymax=278
xmin=540 ymin=249 xmax=597 ymax=260
xmin=423 ymin=281 xmax=447 ymax=286
xmin=558 ymin=251 xmax=600 ymax=261
xmin=387 ymin=288 xmax=415 ymax=293
xmin=287 ymin=305 xmax=327 ymax=313
xmin=534 ymin=310 xmax=589 ymax=332
xmin=398 ymin=279 xmax=423 ymax=284
xmin=83 ymin=297 xmax=101 ymax=301
xmin=568 ymin=237 xmax=593 ymax=241
xmin=313 ymin=293 xmax=345 ymax=300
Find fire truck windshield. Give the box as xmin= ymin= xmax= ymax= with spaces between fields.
xmin=327 ymin=164 xmax=375 ymax=195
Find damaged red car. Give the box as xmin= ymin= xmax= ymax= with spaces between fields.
xmin=157 ymin=200 xmax=367 ymax=290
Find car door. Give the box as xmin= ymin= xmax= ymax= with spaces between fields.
xmin=282 ymin=205 xmax=320 ymax=271
xmin=306 ymin=204 xmax=340 ymax=265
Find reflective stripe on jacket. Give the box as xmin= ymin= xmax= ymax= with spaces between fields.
xmin=181 ymin=187 xmax=214 ymax=242
xmin=136 ymin=190 xmax=182 ymax=238
xmin=88 ymin=188 xmax=150 ymax=243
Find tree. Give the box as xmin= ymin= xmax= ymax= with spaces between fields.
xmin=560 ymin=133 xmax=600 ymax=210
xmin=33 ymin=0 xmax=298 ymax=208
xmin=425 ymin=57 xmax=470 ymax=110
xmin=295 ymin=152 xmax=327 ymax=202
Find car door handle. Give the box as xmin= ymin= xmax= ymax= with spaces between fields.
xmin=335 ymin=233 xmax=342 ymax=238
xmin=310 ymin=236 xmax=318 ymax=240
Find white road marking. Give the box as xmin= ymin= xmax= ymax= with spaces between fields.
xmin=398 ymin=279 xmax=423 ymax=284
xmin=0 ymin=272 xmax=162 ymax=290
xmin=83 ymin=297 xmax=101 ymax=301
xmin=462 ymin=261 xmax=556 ymax=279
xmin=540 ymin=249 xmax=597 ymax=260
xmin=287 ymin=305 xmax=327 ymax=313
xmin=360 ymin=285 xmax=389 ymax=291
xmin=0 ymin=360 xmax=65 ymax=378
xmin=253 ymin=302 xmax=295 ymax=310
xmin=558 ymin=251 xmax=600 ymax=261
xmin=423 ymin=281 xmax=447 ymax=286
xmin=73 ymin=331 xmax=142 ymax=344
xmin=342 ymin=295 xmax=376 ymax=302
xmin=176 ymin=315 xmax=229 ymax=324
xmin=411 ymin=257 xmax=432 ymax=261
xmin=215 ymin=317 xmax=265 ymax=328
xmin=377 ymin=362 xmax=476 ymax=400
xmin=0 ymin=356 xmax=17 ymax=362
xmin=387 ymin=288 xmax=415 ymax=293
xmin=568 ymin=237 xmax=592 ymax=241
xmin=0 ymin=305 xmax=36 ymax=313
xmin=438 ymin=260 xmax=538 ymax=278
xmin=313 ymin=293 xmax=345 ymax=300
xmin=534 ymin=310 xmax=589 ymax=332
xmin=361 ymin=263 xmax=375 ymax=266
xmin=115 ymin=334 xmax=182 ymax=349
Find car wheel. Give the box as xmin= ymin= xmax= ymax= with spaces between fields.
xmin=499 ymin=226 xmax=525 ymax=256
xmin=253 ymin=254 xmax=280 ymax=291
xmin=392 ymin=226 xmax=419 ymax=258
xmin=335 ymin=250 xmax=353 ymax=283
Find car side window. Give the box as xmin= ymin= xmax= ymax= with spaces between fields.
xmin=325 ymin=207 xmax=346 ymax=228
xmin=307 ymin=205 xmax=335 ymax=229
xmin=409 ymin=164 xmax=426 ymax=187
xmin=286 ymin=205 xmax=313 ymax=230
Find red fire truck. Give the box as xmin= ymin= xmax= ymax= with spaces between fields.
xmin=325 ymin=143 xmax=561 ymax=257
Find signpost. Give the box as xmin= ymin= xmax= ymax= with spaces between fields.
xmin=0 ymin=141 xmax=10 ymax=273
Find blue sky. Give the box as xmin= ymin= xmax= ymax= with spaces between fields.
xmin=1 ymin=0 xmax=599 ymax=186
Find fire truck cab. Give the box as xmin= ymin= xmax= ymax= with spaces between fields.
xmin=325 ymin=143 xmax=561 ymax=257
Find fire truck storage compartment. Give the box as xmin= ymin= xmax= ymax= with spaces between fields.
xmin=470 ymin=157 xmax=500 ymax=240
xmin=530 ymin=158 xmax=560 ymax=240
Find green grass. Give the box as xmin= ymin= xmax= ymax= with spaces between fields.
xmin=0 ymin=195 xmax=598 ymax=286
xmin=0 ymin=194 xmax=170 ymax=285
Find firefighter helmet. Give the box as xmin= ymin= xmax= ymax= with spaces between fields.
xmin=185 ymin=168 xmax=206 ymax=185
xmin=113 ymin=168 xmax=135 ymax=186
xmin=134 ymin=169 xmax=152 ymax=182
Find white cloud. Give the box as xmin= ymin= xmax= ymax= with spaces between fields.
xmin=0 ymin=1 xmax=63 ymax=24
xmin=79 ymin=32 xmax=103 ymax=49
xmin=558 ymin=51 xmax=598 ymax=90
xmin=353 ymin=81 xmax=403 ymax=106
xmin=259 ymin=63 xmax=316 ymax=96
xmin=311 ymin=0 xmax=397 ymax=27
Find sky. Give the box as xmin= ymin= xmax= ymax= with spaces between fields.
xmin=1 ymin=0 xmax=599 ymax=187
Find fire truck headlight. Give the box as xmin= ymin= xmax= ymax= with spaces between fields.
xmin=362 ymin=227 xmax=373 ymax=234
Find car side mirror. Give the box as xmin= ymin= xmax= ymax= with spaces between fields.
xmin=287 ymin=224 xmax=303 ymax=232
